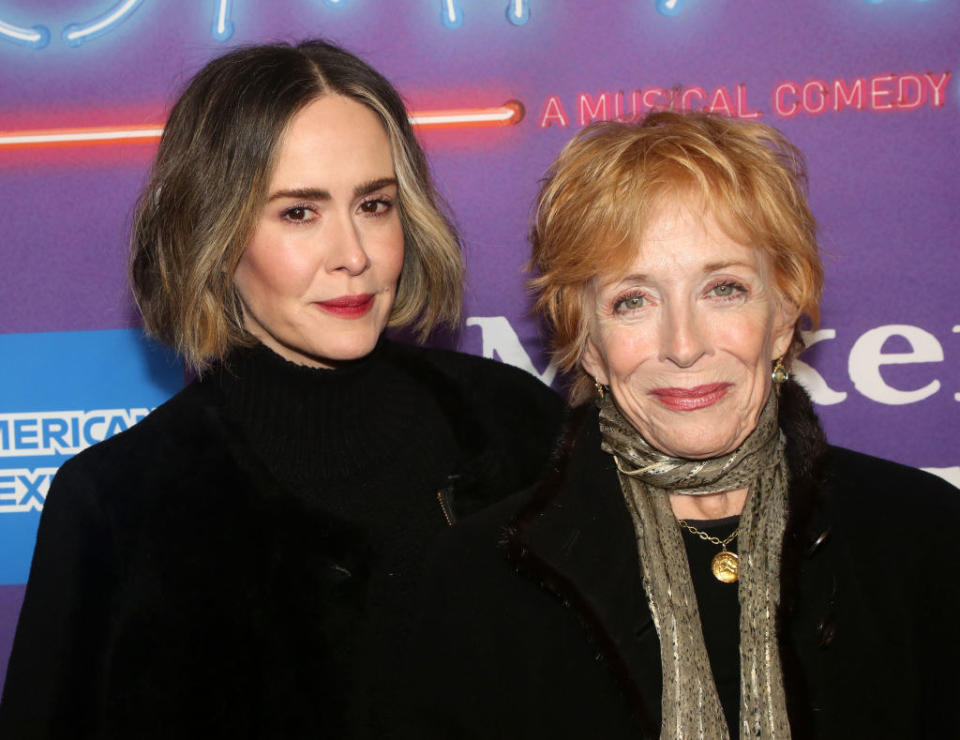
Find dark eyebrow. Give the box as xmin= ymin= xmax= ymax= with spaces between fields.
xmin=267 ymin=187 xmax=330 ymax=203
xmin=354 ymin=177 xmax=397 ymax=199
xmin=266 ymin=178 xmax=398 ymax=204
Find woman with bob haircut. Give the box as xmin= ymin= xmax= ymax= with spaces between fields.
xmin=410 ymin=111 xmax=959 ymax=738
xmin=0 ymin=39 xmax=562 ymax=738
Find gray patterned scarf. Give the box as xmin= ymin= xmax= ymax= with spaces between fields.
xmin=598 ymin=391 xmax=791 ymax=739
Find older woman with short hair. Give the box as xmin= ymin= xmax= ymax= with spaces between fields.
xmin=0 ymin=40 xmax=562 ymax=738
xmin=413 ymin=112 xmax=959 ymax=739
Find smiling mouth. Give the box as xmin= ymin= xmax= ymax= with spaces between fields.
xmin=650 ymin=383 xmax=731 ymax=411
xmin=315 ymin=294 xmax=374 ymax=318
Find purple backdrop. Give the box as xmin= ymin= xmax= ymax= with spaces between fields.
xmin=2 ymin=0 xmax=958 ymax=691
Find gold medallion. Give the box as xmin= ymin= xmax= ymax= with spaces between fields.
xmin=711 ymin=550 xmax=739 ymax=583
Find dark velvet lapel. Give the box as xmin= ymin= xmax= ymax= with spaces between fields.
xmin=503 ymin=404 xmax=661 ymax=737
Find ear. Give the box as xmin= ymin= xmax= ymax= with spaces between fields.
xmin=770 ymin=299 xmax=799 ymax=360
xmin=581 ymin=335 xmax=609 ymax=386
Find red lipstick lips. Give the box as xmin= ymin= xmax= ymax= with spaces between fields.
xmin=315 ymin=294 xmax=374 ymax=318
xmin=651 ymin=383 xmax=731 ymax=411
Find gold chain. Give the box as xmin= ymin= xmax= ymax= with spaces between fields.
xmin=678 ymin=520 xmax=739 ymax=548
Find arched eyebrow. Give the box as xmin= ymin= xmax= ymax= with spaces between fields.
xmin=702 ymin=260 xmax=756 ymax=273
xmin=355 ymin=177 xmax=398 ymax=198
xmin=267 ymin=177 xmax=398 ymax=203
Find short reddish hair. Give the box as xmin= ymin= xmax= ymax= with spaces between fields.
xmin=529 ymin=111 xmax=823 ymax=403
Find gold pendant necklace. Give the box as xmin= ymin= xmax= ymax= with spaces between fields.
xmin=678 ymin=520 xmax=740 ymax=584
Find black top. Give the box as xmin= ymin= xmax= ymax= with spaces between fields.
xmin=406 ymin=386 xmax=960 ymax=739
xmin=0 ymin=339 xmax=565 ymax=739
xmin=219 ymin=340 xmax=457 ymax=488
xmin=219 ymin=341 xmax=459 ymax=611
xmin=218 ymin=342 xmax=464 ymax=729
xmin=681 ymin=515 xmax=741 ymax=737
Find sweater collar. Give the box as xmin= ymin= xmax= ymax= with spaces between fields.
xmin=210 ymin=339 xmax=434 ymax=481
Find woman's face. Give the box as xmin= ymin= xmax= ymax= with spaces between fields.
xmin=233 ymin=94 xmax=404 ymax=368
xmin=582 ymin=201 xmax=795 ymax=460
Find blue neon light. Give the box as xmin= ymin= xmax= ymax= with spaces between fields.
xmin=211 ymin=0 xmax=233 ymax=41
xmin=62 ymin=0 xmax=144 ymax=47
xmin=0 ymin=17 xmax=49 ymax=48
xmin=323 ymin=0 xmax=348 ymax=7
xmin=506 ymin=0 xmax=530 ymax=25
xmin=441 ymin=0 xmax=464 ymax=28
xmin=656 ymin=0 xmax=683 ymax=17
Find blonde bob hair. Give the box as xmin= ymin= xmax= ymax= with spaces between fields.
xmin=529 ymin=111 xmax=824 ymax=404
xmin=131 ymin=39 xmax=462 ymax=372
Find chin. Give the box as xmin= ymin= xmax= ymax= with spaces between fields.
xmin=313 ymin=334 xmax=382 ymax=363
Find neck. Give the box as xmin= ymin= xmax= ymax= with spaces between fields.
xmin=670 ymin=487 xmax=748 ymax=520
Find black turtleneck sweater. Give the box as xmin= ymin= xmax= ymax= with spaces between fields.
xmin=0 ymin=338 xmax=565 ymax=739
xmin=217 ymin=341 xmax=468 ymax=731
xmin=219 ymin=340 xmax=459 ymax=585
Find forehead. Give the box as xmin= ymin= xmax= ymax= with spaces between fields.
xmin=270 ymin=95 xmax=394 ymax=184
xmin=600 ymin=199 xmax=770 ymax=284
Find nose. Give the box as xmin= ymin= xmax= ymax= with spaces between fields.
xmin=659 ymin=300 xmax=709 ymax=368
xmin=326 ymin=212 xmax=370 ymax=276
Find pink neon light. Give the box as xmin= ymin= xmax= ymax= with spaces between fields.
xmin=0 ymin=102 xmax=525 ymax=150
xmin=0 ymin=124 xmax=164 ymax=148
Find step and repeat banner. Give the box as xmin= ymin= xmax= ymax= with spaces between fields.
xmin=1 ymin=0 xmax=957 ymax=690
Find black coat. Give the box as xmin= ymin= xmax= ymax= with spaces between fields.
xmin=412 ymin=381 xmax=960 ymax=738
xmin=0 ymin=343 xmax=564 ymax=739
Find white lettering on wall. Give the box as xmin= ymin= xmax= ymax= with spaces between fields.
xmin=0 ymin=408 xmax=151 ymax=457
xmin=465 ymin=316 xmax=557 ymax=385
xmin=922 ymin=467 xmax=960 ymax=489
xmin=793 ymin=329 xmax=848 ymax=405
xmin=0 ymin=468 xmax=57 ymax=513
xmin=848 ymin=324 xmax=943 ymax=405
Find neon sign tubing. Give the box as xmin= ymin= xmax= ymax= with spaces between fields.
xmin=0 ymin=17 xmax=49 ymax=48
xmin=63 ymin=0 xmax=144 ymax=47
xmin=442 ymin=0 xmax=463 ymax=29
xmin=506 ymin=0 xmax=530 ymax=26
xmin=410 ymin=103 xmax=523 ymax=128
xmin=656 ymin=0 xmax=682 ymax=17
xmin=0 ymin=104 xmax=523 ymax=149
xmin=0 ymin=124 xmax=164 ymax=148
xmin=211 ymin=0 xmax=233 ymax=41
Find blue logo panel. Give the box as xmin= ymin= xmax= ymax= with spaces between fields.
xmin=0 ymin=329 xmax=183 ymax=585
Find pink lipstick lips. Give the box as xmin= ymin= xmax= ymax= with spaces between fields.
xmin=315 ymin=293 xmax=374 ymax=318
xmin=650 ymin=383 xmax=731 ymax=411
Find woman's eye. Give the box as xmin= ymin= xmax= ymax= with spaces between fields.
xmin=358 ymin=198 xmax=392 ymax=216
xmin=709 ymin=282 xmax=745 ymax=299
xmin=614 ymin=294 xmax=646 ymax=313
xmin=283 ymin=206 xmax=313 ymax=223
